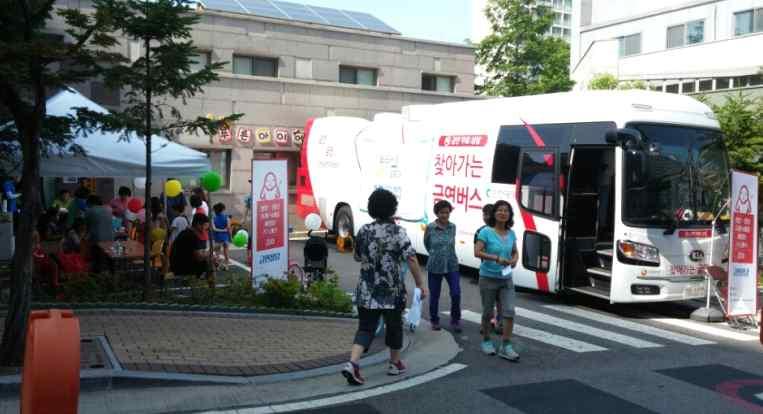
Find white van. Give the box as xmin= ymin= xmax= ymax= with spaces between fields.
xmin=296 ymin=90 xmax=731 ymax=303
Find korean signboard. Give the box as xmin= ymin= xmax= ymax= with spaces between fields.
xmin=727 ymin=170 xmax=759 ymax=316
xmin=251 ymin=159 xmax=288 ymax=287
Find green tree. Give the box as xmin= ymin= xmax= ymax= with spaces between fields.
xmin=74 ymin=0 xmax=241 ymax=299
xmin=704 ymin=93 xmax=763 ymax=184
xmin=0 ymin=0 xmax=126 ymax=365
xmin=588 ymin=73 xmax=647 ymax=90
xmin=476 ymin=0 xmax=575 ymax=96
xmin=588 ymin=73 xmax=619 ymax=90
xmin=0 ymin=0 xmax=239 ymax=365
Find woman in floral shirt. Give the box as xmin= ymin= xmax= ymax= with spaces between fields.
xmin=342 ymin=188 xmax=428 ymax=386
xmin=423 ymin=200 xmax=461 ymax=332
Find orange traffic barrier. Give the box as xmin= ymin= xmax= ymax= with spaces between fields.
xmin=21 ymin=309 xmax=80 ymax=414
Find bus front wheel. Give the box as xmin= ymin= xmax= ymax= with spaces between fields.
xmin=335 ymin=205 xmax=354 ymax=239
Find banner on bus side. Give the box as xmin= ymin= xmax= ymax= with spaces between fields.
xmin=727 ymin=170 xmax=759 ymax=317
xmin=251 ymin=159 xmax=289 ymax=288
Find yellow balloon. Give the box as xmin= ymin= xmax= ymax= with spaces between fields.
xmin=164 ymin=180 xmax=182 ymax=197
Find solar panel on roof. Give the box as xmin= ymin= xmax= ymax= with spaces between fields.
xmin=308 ymin=5 xmax=364 ymax=29
xmin=201 ymin=0 xmax=247 ymax=14
xmin=238 ymin=0 xmax=288 ymax=19
xmin=343 ymin=10 xmax=399 ymax=34
xmin=273 ymin=1 xmax=327 ymax=24
xmin=201 ymin=0 xmax=399 ymax=34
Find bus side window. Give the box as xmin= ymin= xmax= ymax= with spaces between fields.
xmin=519 ymin=149 xmax=558 ymax=217
xmin=492 ymin=144 xmax=521 ymax=184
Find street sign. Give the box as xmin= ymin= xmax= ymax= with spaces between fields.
xmin=251 ymin=159 xmax=288 ymax=287
xmin=727 ymin=170 xmax=759 ymax=316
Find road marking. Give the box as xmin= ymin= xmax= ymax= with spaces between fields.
xmin=650 ymin=317 xmax=759 ymax=341
xmin=198 ymin=363 xmax=468 ymax=414
xmin=515 ymin=307 xmax=662 ymax=348
xmin=544 ymin=305 xmax=715 ymax=346
xmin=457 ymin=310 xmax=607 ymax=353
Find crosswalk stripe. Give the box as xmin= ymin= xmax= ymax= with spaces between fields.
xmin=545 ymin=305 xmax=715 ymax=346
xmin=649 ymin=317 xmax=759 ymax=341
xmin=515 ymin=307 xmax=663 ymax=348
xmin=458 ymin=310 xmax=607 ymax=353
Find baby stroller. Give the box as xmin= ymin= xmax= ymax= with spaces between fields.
xmin=303 ymin=229 xmax=328 ymax=285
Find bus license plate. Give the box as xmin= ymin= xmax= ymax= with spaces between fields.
xmin=683 ymin=284 xmax=706 ymax=299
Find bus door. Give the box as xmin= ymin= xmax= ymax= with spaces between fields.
xmin=515 ymin=147 xmax=561 ymax=293
xmin=560 ymin=145 xmax=616 ymax=299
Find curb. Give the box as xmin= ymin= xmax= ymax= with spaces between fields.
xmin=0 ymin=308 xmax=409 ymax=393
xmin=0 ymin=302 xmax=355 ymax=319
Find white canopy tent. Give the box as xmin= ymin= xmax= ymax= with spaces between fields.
xmin=18 ymin=87 xmax=211 ymax=178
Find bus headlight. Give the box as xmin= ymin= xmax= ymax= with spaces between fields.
xmin=618 ymin=240 xmax=660 ymax=266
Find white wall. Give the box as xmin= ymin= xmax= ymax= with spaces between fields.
xmin=572 ymin=0 xmax=763 ymax=89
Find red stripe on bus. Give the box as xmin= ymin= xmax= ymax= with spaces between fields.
xmin=515 ymin=177 xmax=550 ymax=292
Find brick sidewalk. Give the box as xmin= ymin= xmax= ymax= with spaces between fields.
xmin=72 ymin=310 xmax=382 ymax=377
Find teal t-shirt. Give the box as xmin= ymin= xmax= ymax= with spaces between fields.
xmin=477 ymin=227 xmax=517 ymax=279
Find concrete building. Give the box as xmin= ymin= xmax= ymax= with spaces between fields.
xmin=50 ymin=0 xmax=477 ymax=217
xmin=570 ymin=0 xmax=763 ymax=98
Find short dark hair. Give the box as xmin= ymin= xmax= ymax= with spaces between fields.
xmin=74 ymin=186 xmax=90 ymax=199
xmin=59 ymin=189 xmax=70 ymax=197
xmin=433 ymin=200 xmax=452 ymax=215
xmin=482 ymin=203 xmax=494 ymax=214
xmin=150 ymin=197 xmax=162 ymax=216
xmin=172 ymin=203 xmax=185 ymax=213
xmin=192 ymin=213 xmax=209 ymax=227
xmin=118 ymin=186 xmax=131 ymax=197
xmin=488 ymin=200 xmax=514 ymax=229
xmin=367 ymin=188 xmax=397 ymax=221
xmin=213 ymin=202 xmax=225 ymax=214
xmin=189 ymin=194 xmax=201 ymax=208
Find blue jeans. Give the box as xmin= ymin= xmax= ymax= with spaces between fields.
xmin=428 ymin=271 xmax=461 ymax=324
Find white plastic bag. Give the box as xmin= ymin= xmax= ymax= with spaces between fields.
xmin=406 ymin=287 xmax=422 ymax=332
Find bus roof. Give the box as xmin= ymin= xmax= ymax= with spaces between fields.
xmin=402 ymin=90 xmax=719 ymax=130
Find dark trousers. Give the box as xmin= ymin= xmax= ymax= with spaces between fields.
xmin=428 ymin=271 xmax=461 ymax=324
xmin=353 ymin=306 xmax=404 ymax=351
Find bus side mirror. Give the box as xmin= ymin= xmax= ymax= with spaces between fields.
xmin=606 ymin=128 xmax=644 ymax=149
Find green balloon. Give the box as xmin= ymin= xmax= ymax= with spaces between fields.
xmin=233 ymin=230 xmax=249 ymax=247
xmin=201 ymin=171 xmax=222 ymax=192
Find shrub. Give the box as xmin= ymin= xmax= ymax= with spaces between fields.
xmin=306 ymin=278 xmax=353 ymax=313
xmin=261 ymin=278 xmax=301 ymax=308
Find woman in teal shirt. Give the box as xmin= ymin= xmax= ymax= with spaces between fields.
xmin=474 ymin=200 xmax=519 ymax=361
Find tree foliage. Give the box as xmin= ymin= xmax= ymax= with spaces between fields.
xmin=703 ymin=93 xmax=763 ymax=184
xmin=0 ymin=0 xmax=240 ymax=365
xmin=476 ymin=0 xmax=575 ymax=96
xmin=588 ymin=73 xmax=647 ymax=91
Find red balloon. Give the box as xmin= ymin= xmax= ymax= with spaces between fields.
xmin=127 ymin=198 xmax=143 ymax=214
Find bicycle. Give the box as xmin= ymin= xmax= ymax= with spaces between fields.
xmin=288 ymin=260 xmax=323 ymax=291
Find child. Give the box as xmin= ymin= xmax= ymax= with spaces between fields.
xmin=211 ymin=202 xmax=231 ymax=270
xmin=168 ymin=203 xmax=189 ymax=246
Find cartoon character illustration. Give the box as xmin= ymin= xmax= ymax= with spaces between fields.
xmin=259 ymin=172 xmax=281 ymax=200
xmin=735 ymin=185 xmax=752 ymax=214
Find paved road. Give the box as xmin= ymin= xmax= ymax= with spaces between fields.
xmin=232 ymin=242 xmax=763 ymax=414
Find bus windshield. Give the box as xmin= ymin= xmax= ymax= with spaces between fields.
xmin=623 ymin=123 xmax=729 ymax=228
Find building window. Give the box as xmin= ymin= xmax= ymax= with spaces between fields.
xmin=198 ymin=149 xmax=231 ymax=189
xmin=233 ymin=55 xmax=278 ymax=77
xmin=422 ymin=74 xmax=455 ymax=93
xmin=654 ymin=85 xmax=664 ymax=92
xmin=618 ymin=33 xmax=641 ymax=57
xmin=698 ymin=79 xmax=713 ymax=91
xmin=190 ymin=52 xmax=210 ymax=72
xmin=296 ymin=58 xmax=313 ymax=79
xmin=735 ymin=8 xmax=763 ymax=36
xmin=716 ymin=77 xmax=730 ymax=89
xmin=339 ymin=66 xmax=377 ymax=86
xmin=665 ymin=84 xmax=679 ymax=94
xmin=667 ymin=20 xmax=704 ymax=48
xmin=91 ymin=82 xmax=120 ymax=107
xmin=733 ymin=74 xmax=763 ymax=88
xmin=681 ymin=81 xmax=696 ymax=93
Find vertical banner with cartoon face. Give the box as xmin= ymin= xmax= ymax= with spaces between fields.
xmin=251 ymin=159 xmax=288 ymax=287
xmin=727 ymin=170 xmax=759 ymax=316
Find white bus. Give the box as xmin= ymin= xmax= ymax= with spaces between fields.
xmin=296 ymin=90 xmax=731 ymax=303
